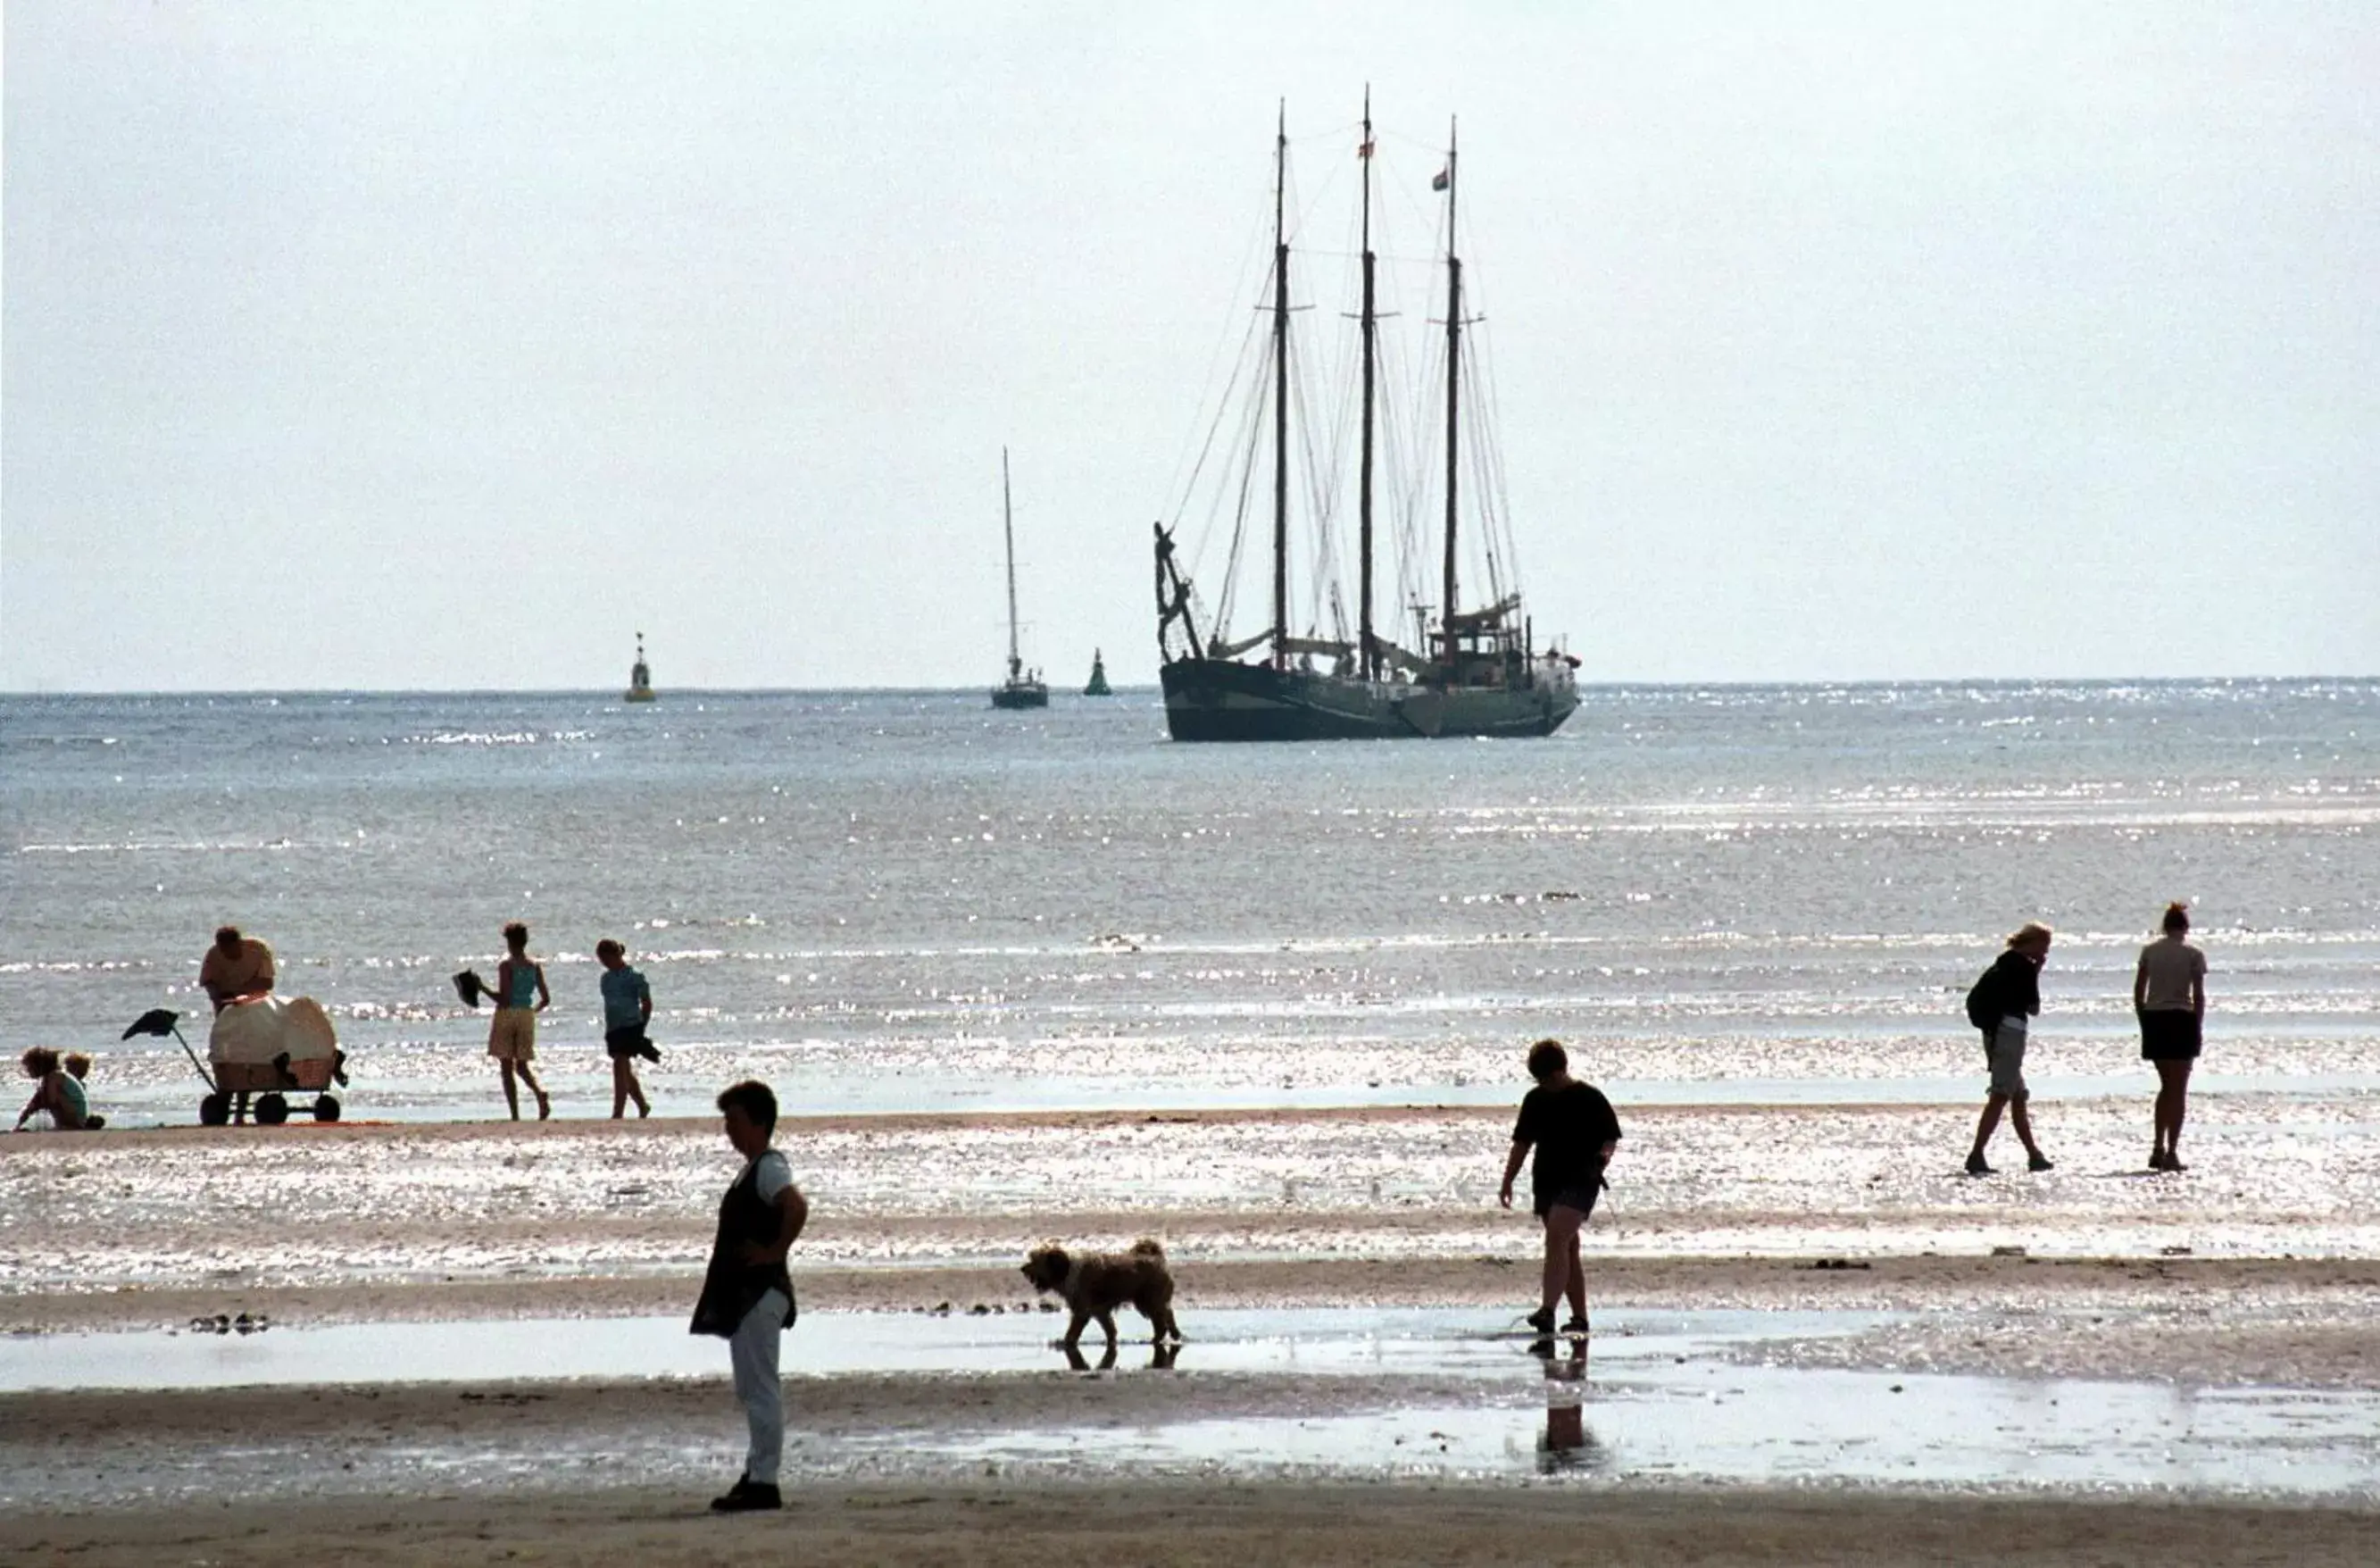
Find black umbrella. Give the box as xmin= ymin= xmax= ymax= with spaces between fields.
xmin=122 ymin=1007 xmax=215 ymax=1093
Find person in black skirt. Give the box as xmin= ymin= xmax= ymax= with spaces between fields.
xmin=2134 ymin=902 xmax=2209 ymax=1172
xmin=1499 ymin=1039 xmax=1622 ymax=1338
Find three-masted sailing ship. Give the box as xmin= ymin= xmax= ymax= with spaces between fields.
xmin=1152 ymin=100 xmax=1579 ymax=741
xmin=990 ymin=447 xmax=1049 ymax=710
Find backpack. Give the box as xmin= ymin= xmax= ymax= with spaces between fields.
xmin=1963 ymin=965 xmax=2001 ymax=1032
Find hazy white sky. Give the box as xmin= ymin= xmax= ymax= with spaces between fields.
xmin=4 ymin=1 xmax=2374 ymax=691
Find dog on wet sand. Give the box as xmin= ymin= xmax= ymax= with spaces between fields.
xmin=1019 ymin=1239 xmax=1182 ymax=1349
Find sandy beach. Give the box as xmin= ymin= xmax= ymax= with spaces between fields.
xmin=6 ymin=1105 xmax=2379 ymax=1563
xmin=7 ymin=1105 xmax=2380 ymax=1382
xmin=10 ymin=1480 xmax=2376 ymax=1568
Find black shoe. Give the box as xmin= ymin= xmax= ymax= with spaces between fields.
xmin=2027 ymin=1153 xmax=2054 ymax=1172
xmin=1965 ymin=1153 xmax=1993 ymax=1176
xmin=1524 ymin=1307 xmax=1556 ymax=1335
xmin=710 ymin=1478 xmax=781 ymax=1513
xmin=1561 ymin=1315 xmax=1591 ymax=1336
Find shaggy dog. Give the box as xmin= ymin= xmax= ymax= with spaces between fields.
xmin=1019 ymin=1239 xmax=1182 ymax=1349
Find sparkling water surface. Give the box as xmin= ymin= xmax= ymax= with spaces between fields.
xmin=4 ymin=681 xmax=2374 ymax=1123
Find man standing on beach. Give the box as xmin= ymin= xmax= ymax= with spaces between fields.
xmin=691 ymin=1080 xmax=807 ymax=1513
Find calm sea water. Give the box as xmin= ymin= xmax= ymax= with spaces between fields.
xmin=4 ymin=681 xmax=2375 ymax=1123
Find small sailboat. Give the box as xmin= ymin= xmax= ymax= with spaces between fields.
xmin=624 ymin=632 xmax=656 ymax=703
xmin=991 ymin=448 xmax=1049 ymax=710
xmin=1083 ymin=649 xmax=1112 ymax=696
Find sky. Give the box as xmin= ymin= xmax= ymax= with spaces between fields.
xmin=4 ymin=1 xmax=2375 ymax=691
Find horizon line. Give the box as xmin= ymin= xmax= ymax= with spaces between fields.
xmin=4 ymin=672 xmax=2376 ymax=700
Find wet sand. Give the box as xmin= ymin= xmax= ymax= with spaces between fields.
xmin=8 ymin=1352 xmax=2379 ymax=1564
xmin=4 ymin=1118 xmax=2380 ymax=1561
xmin=12 ymin=1100 xmax=2380 ymax=1287
xmin=6 ymin=1105 xmax=2378 ymax=1558
xmin=7 ymin=1105 xmax=2380 ymax=1385
xmin=8 ymin=1105 xmax=2380 ymax=1382
xmin=6 ymin=1481 xmax=2369 ymax=1568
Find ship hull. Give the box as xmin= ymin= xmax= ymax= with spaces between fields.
xmin=1160 ymin=659 xmax=1576 ymax=742
xmin=990 ymin=683 xmax=1049 ymax=710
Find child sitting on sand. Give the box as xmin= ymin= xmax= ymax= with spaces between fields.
xmin=12 ymin=1047 xmax=102 ymax=1131
xmin=63 ymin=1053 xmax=103 ymax=1129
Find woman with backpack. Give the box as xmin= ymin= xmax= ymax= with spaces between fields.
xmin=2135 ymin=902 xmax=2208 ymax=1172
xmin=1964 ymin=922 xmax=2054 ymax=1176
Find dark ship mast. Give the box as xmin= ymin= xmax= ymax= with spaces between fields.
xmin=1440 ymin=119 xmax=1462 ymax=670
xmin=1358 ymin=90 xmax=1379 ymax=682
xmin=1003 ymin=447 xmax=1025 ymax=686
xmin=1269 ymin=102 xmax=1291 ymax=673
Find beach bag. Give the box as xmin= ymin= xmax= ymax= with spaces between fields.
xmin=1963 ymin=966 xmax=2001 ymax=1032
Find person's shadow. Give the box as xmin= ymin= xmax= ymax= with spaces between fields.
xmin=1060 ymin=1340 xmax=1183 ymax=1373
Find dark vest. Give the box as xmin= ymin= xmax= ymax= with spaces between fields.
xmin=689 ymin=1155 xmax=797 ymax=1339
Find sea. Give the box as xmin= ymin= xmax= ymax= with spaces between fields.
xmin=3 ymin=680 xmax=2375 ymax=1127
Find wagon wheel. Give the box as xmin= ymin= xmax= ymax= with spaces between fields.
xmin=312 ymin=1095 xmax=342 ymax=1123
xmin=198 ymin=1093 xmax=230 ymax=1127
xmin=254 ymin=1093 xmax=290 ymax=1126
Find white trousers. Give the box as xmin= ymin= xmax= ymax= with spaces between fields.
xmin=728 ymin=1289 xmax=787 ymax=1485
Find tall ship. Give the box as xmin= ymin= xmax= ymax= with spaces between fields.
xmin=623 ymin=632 xmax=655 ymax=703
xmin=990 ymin=447 xmax=1049 ymax=710
xmin=1152 ymin=100 xmax=1579 ymax=741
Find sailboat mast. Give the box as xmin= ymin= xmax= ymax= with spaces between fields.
xmin=1003 ymin=446 xmax=1021 ymax=680
xmin=1270 ymin=100 xmax=1291 ymax=672
xmin=1358 ymin=90 xmax=1377 ymax=683
xmin=1439 ymin=119 xmax=1461 ymax=666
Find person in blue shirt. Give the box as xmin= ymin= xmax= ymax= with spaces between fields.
xmin=596 ymin=938 xmax=654 ymax=1119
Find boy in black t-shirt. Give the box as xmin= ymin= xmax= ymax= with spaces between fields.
xmin=1498 ymin=1039 xmax=1622 ymax=1338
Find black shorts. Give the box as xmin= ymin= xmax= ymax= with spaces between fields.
xmin=1535 ymin=1181 xmax=1602 ymax=1221
xmin=604 ymin=1025 xmax=650 ymax=1060
xmin=2140 ymin=1010 xmax=2201 ymax=1062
